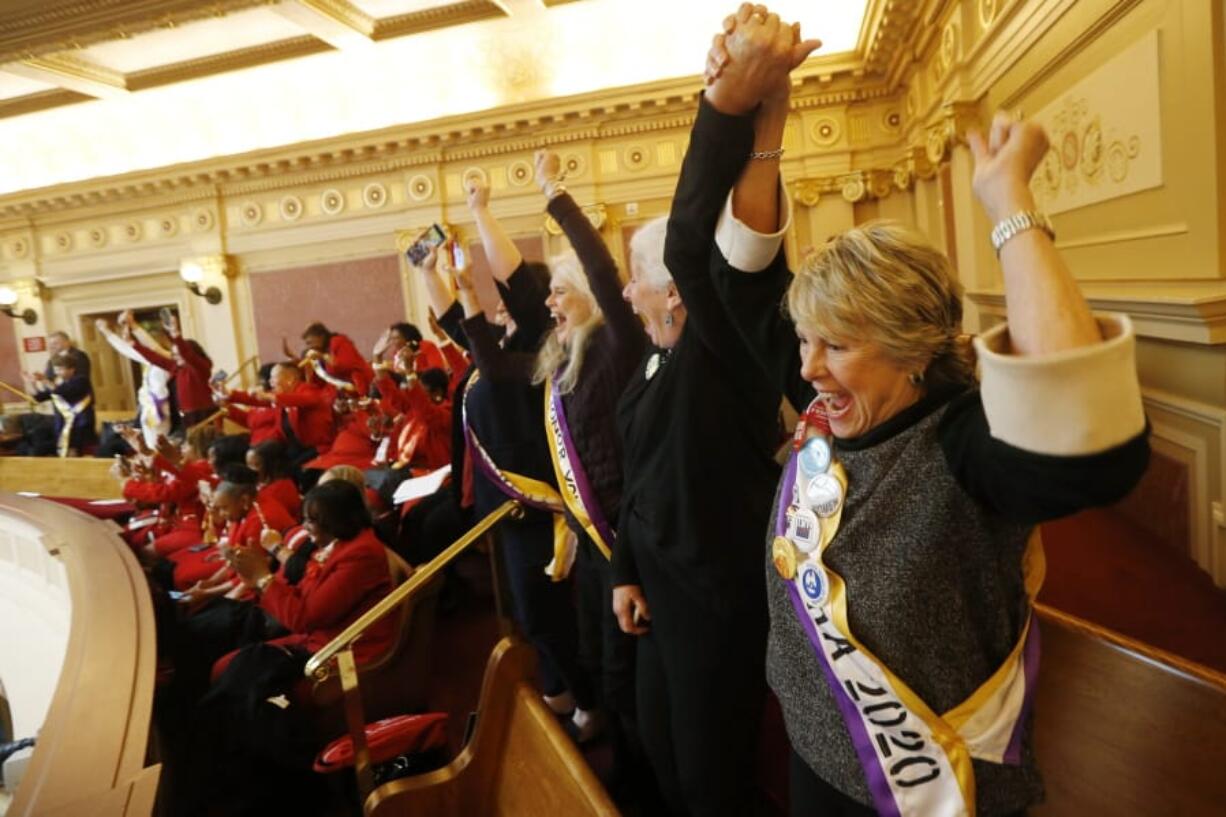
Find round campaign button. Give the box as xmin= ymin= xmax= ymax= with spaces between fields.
xmin=799 ymin=436 xmax=832 ymax=476
xmin=805 ymin=473 xmax=844 ymax=518
xmin=799 ymin=562 xmax=827 ymax=604
xmin=772 ymin=536 xmax=798 ymax=580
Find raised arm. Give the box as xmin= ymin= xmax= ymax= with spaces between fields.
xmin=967 ymin=114 xmax=1100 ymax=354
xmin=465 ymin=177 xmax=522 ymax=282
xmin=704 ymin=19 xmax=815 ymax=409
xmin=96 ymin=319 xmax=145 ymax=365
xmin=451 ymin=255 xmax=535 ymax=383
xmin=535 ymin=150 xmax=643 ymax=347
xmin=131 ymin=335 xmax=175 ymax=373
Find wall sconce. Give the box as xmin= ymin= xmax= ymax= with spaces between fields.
xmin=180 ymin=262 xmax=222 ymax=304
xmin=0 ymin=285 xmax=37 ymax=325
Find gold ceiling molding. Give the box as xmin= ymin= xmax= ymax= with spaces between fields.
xmin=0 ymin=0 xmax=511 ymax=119
xmin=126 ymin=35 xmax=327 ymax=91
xmin=0 ymin=89 xmax=89 ymax=119
xmin=372 ymin=0 xmax=507 ymax=41
xmin=0 ymin=0 xmax=276 ymax=65
xmin=859 ymin=0 xmax=933 ymax=86
xmin=9 ymin=52 xmax=129 ymax=97
xmin=0 ymin=68 xmax=894 ymax=223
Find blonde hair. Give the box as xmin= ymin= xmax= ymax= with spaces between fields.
xmin=321 ymin=465 xmax=366 ymax=491
xmin=532 ymin=250 xmax=603 ymax=395
xmin=786 ymin=221 xmax=975 ymax=389
xmin=628 ymin=216 xmax=671 ymax=290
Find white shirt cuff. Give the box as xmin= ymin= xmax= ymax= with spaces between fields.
xmin=714 ymin=181 xmax=792 ymax=273
xmin=975 ymin=313 xmax=1146 ymax=456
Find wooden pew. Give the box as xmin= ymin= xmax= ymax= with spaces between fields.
xmin=1032 ymin=604 xmax=1226 ymax=816
xmin=364 ymin=638 xmax=619 ymax=817
xmin=0 ymin=456 xmax=122 ymax=499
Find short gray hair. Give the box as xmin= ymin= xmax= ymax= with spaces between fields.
xmin=629 ymin=216 xmax=671 ymax=290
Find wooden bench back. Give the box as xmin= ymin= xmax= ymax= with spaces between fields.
xmin=364 ymin=638 xmax=618 ymax=817
xmin=1033 ymin=604 xmax=1226 ymax=816
xmin=0 ymin=456 xmax=122 ymax=499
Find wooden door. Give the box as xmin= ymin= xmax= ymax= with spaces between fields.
xmin=77 ymin=306 xmax=181 ymax=416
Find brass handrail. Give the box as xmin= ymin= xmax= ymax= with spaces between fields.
xmin=303 ymin=499 xmax=521 ymax=680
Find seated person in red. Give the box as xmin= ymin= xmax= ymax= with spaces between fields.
xmin=225 ymin=362 xmax=337 ymax=474
xmin=294 ymin=321 xmax=374 ymax=396
xmin=162 ymin=476 xmax=394 ymax=815
xmin=166 ymin=466 xmax=295 ymax=592
xmin=131 ymin=312 xmax=216 ymax=428
xmin=247 ymin=439 xmax=302 ymax=521
xmin=24 ymin=353 xmax=97 ymax=457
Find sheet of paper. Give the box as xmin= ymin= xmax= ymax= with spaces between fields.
xmin=391 ymin=464 xmax=451 ymax=505
xmin=16 ymin=491 xmax=40 ymax=497
xmin=90 ymin=499 xmax=128 ymax=506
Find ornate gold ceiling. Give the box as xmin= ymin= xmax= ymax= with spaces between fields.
xmin=0 ymin=0 xmax=529 ymax=118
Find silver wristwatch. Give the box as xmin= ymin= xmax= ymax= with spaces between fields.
xmin=990 ymin=211 xmax=1055 ymax=255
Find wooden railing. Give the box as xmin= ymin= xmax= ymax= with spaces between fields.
xmin=0 ymin=492 xmax=158 ymax=817
xmin=304 ymin=500 xmax=522 ymax=801
xmin=0 ymin=457 xmax=122 ymax=500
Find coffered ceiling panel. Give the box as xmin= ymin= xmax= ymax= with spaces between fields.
xmin=0 ymin=0 xmax=880 ymax=197
xmin=0 ymin=73 xmax=54 ymax=101
xmin=77 ymin=8 xmax=307 ymax=74
xmin=348 ymin=0 xmax=467 ymax=15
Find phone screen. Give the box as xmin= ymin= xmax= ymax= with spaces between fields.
xmin=405 ymin=224 xmax=447 ymax=265
xmin=451 ymin=242 xmax=466 ymax=270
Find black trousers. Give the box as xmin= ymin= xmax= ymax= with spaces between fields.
xmin=632 ymin=559 xmax=767 ymax=817
xmin=574 ymin=532 xmax=637 ymax=716
xmin=491 ymin=503 xmax=595 ymax=709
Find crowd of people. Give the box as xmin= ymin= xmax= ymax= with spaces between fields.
xmin=5 ymin=5 xmax=1152 ymax=817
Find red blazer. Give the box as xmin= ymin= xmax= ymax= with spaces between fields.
xmin=326 ymin=334 xmax=374 ymax=396
xmin=224 ymin=401 xmax=280 ymax=445
xmin=259 ymin=527 xmax=394 ymax=664
xmin=227 ymin=496 xmax=297 ymax=550
xmin=123 ymin=458 xmax=213 ymax=521
xmin=391 ymin=385 xmax=451 ymax=471
xmin=133 ymin=336 xmax=215 ymax=413
xmin=439 ymin=342 xmax=470 ymax=397
xmin=259 ymin=477 xmax=302 ymax=522
xmin=230 ymin=383 xmax=336 ymax=450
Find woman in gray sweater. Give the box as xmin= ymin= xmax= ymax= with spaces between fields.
xmin=697 ymin=7 xmax=1149 ymax=816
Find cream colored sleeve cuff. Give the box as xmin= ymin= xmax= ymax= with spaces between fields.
xmin=975 ymin=314 xmax=1145 ymax=456
xmin=714 ymin=182 xmax=792 ymax=273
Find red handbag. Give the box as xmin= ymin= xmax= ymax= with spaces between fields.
xmin=313 ymin=712 xmax=449 ymax=772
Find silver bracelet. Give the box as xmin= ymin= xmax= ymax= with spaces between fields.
xmin=990 ymin=210 xmax=1055 ymax=255
xmin=749 ymin=147 xmax=785 ymax=160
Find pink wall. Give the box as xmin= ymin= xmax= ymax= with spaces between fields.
xmin=249 ymin=255 xmax=406 ymax=367
xmin=0 ymin=321 xmax=21 ymax=390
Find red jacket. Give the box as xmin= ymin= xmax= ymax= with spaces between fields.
xmin=133 ymin=336 xmax=215 ymax=413
xmin=323 ymin=334 xmax=374 ymax=396
xmin=439 ymin=342 xmax=470 ymax=397
xmin=224 ymin=402 xmax=280 ymax=445
xmin=226 ymin=496 xmax=296 ymax=550
xmin=259 ymin=477 xmax=301 ymax=522
xmin=260 ymin=527 xmax=394 ymax=664
xmin=122 ymin=458 xmax=213 ymax=522
xmin=230 ymin=382 xmax=336 ymax=451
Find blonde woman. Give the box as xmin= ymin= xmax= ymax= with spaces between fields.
xmin=704 ymin=8 xmax=1148 ymax=816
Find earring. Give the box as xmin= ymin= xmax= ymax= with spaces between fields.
xmin=663 ymin=311 xmax=674 ymax=327
xmin=908 ymin=371 xmax=924 ymax=386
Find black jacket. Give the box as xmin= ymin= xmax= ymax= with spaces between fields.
xmin=613 ymin=96 xmax=783 ymax=621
